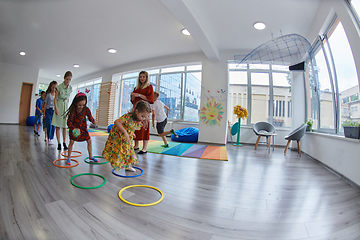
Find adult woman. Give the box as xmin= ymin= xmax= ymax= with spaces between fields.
xmin=131 ymin=71 xmax=154 ymax=154
xmin=52 ymin=71 xmax=73 ymax=151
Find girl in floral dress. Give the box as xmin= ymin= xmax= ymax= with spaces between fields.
xmin=102 ymin=100 xmax=152 ymax=171
xmin=64 ymin=92 xmax=97 ymax=165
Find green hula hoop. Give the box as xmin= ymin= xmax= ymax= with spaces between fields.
xmin=84 ymin=156 xmax=108 ymax=165
xmin=118 ymin=185 xmax=164 ymax=207
xmin=70 ymin=173 xmax=107 ymax=189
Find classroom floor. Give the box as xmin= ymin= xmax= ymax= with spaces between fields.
xmin=1 ymin=124 xmax=360 ymax=240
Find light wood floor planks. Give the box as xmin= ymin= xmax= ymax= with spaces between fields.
xmin=1 ymin=124 xmax=360 ymax=240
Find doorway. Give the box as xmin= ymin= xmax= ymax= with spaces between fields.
xmin=19 ymin=82 xmax=33 ymax=125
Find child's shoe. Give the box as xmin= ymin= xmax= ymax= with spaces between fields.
xmin=90 ymin=157 xmax=99 ymax=163
xmin=66 ymin=158 xmax=71 ymax=165
xmin=125 ymin=167 xmax=136 ymax=172
xmin=161 ymin=144 xmax=169 ymax=148
xmin=57 ymin=144 xmax=61 ymax=150
xmin=63 ymin=143 xmax=68 ymax=150
xmin=36 ymin=132 xmax=40 ymax=136
xmin=170 ymin=129 xmax=178 ymax=138
xmin=48 ymin=139 xmax=54 ymax=145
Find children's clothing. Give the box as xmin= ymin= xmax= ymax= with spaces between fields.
xmin=44 ymin=93 xmax=55 ymax=140
xmin=34 ymin=97 xmax=43 ymax=127
xmin=67 ymin=107 xmax=95 ymax=142
xmin=102 ymin=113 xmax=142 ymax=170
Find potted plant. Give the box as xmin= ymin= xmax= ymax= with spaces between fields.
xmin=305 ymin=118 xmax=314 ymax=132
xmin=342 ymin=120 xmax=360 ymax=139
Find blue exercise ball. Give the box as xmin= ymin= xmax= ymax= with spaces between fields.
xmin=26 ymin=116 xmax=35 ymax=126
xmin=107 ymin=124 xmax=114 ymax=133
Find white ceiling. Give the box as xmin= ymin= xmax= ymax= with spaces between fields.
xmin=0 ymin=0 xmax=327 ymax=81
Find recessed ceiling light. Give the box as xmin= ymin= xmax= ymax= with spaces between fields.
xmin=108 ymin=48 xmax=117 ymax=54
xmin=181 ymin=28 xmax=190 ymax=36
xmin=73 ymin=64 xmax=79 ymax=68
xmin=56 ymin=74 xmax=61 ymax=77
xmin=254 ymin=22 xmax=266 ymax=30
xmin=19 ymin=51 xmax=26 ymax=56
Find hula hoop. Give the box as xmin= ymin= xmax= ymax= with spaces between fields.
xmin=118 ymin=185 xmax=164 ymax=207
xmin=84 ymin=156 xmax=108 ymax=165
xmin=53 ymin=158 xmax=79 ymax=168
xmin=112 ymin=167 xmax=143 ymax=178
xmin=61 ymin=150 xmax=82 ymax=158
xmin=70 ymin=173 xmax=106 ymax=189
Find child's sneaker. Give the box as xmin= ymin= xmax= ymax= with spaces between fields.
xmin=125 ymin=167 xmax=136 ymax=172
xmin=57 ymin=144 xmax=61 ymax=150
xmin=170 ymin=129 xmax=178 ymax=138
xmin=90 ymin=157 xmax=99 ymax=163
xmin=48 ymin=139 xmax=54 ymax=145
xmin=161 ymin=144 xmax=169 ymax=148
xmin=66 ymin=158 xmax=71 ymax=165
xmin=36 ymin=132 xmax=40 ymax=136
xmin=63 ymin=143 xmax=68 ymax=150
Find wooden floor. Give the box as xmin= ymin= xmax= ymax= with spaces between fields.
xmin=1 ymin=124 xmax=360 ymax=240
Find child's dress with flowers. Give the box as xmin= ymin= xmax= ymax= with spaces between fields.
xmin=102 ymin=113 xmax=142 ymax=170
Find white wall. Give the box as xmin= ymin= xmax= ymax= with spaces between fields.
xmin=302 ymin=133 xmax=360 ymax=186
xmin=0 ymin=62 xmax=39 ymax=123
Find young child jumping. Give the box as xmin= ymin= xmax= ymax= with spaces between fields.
xmin=34 ymin=91 xmax=46 ymax=136
xmin=64 ymin=92 xmax=98 ymax=165
xmin=102 ymin=100 xmax=151 ymax=172
xmin=151 ymin=92 xmax=178 ymax=147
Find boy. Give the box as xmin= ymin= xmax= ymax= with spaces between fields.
xmin=34 ymin=91 xmax=46 ymax=136
xmin=151 ymin=92 xmax=178 ymax=147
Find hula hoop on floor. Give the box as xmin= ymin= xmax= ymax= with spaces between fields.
xmin=118 ymin=185 xmax=164 ymax=207
xmin=53 ymin=158 xmax=79 ymax=168
xmin=70 ymin=173 xmax=107 ymax=189
xmin=84 ymin=156 xmax=108 ymax=165
xmin=112 ymin=167 xmax=143 ymax=178
xmin=61 ymin=150 xmax=82 ymax=158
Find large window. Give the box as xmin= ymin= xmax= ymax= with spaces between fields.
xmin=72 ymin=78 xmax=102 ymax=120
xmin=228 ymin=62 xmax=291 ymax=127
xmin=118 ymin=64 xmax=202 ymax=122
xmin=307 ymin=14 xmax=359 ymax=133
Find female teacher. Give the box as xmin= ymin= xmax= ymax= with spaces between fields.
xmin=131 ymin=71 xmax=154 ymax=154
xmin=52 ymin=71 xmax=73 ymax=151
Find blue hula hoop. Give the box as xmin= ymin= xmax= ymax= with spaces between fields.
xmin=112 ymin=166 xmax=143 ymax=178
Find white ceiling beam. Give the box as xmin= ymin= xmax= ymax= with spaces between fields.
xmin=161 ymin=0 xmax=220 ymax=61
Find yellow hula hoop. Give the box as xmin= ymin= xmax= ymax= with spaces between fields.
xmin=118 ymin=185 xmax=164 ymax=207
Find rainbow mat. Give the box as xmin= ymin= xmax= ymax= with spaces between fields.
xmin=143 ymin=140 xmax=228 ymax=161
xmin=88 ymin=129 xmax=109 ymax=137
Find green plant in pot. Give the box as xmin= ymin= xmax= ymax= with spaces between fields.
xmin=305 ymin=118 xmax=314 ymax=132
xmin=342 ymin=120 xmax=360 ymax=139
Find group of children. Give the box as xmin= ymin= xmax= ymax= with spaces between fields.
xmin=33 ymin=79 xmax=177 ymax=170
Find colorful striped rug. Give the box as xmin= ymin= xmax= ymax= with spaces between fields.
xmin=88 ymin=129 xmax=109 ymax=137
xmin=143 ymin=140 xmax=228 ymax=161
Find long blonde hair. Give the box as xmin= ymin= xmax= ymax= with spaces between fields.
xmin=135 ymin=71 xmax=150 ymax=90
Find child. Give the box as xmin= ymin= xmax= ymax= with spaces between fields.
xmin=102 ymin=100 xmax=151 ymax=172
xmin=64 ymin=92 xmax=97 ymax=165
xmin=34 ymin=91 xmax=46 ymax=136
xmin=151 ymin=92 xmax=178 ymax=147
xmin=42 ymin=81 xmax=57 ymax=145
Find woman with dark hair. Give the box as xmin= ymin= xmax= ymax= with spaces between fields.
xmin=130 ymin=71 xmax=154 ymax=154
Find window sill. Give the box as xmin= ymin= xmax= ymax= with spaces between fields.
xmin=306 ymin=131 xmax=360 ymax=143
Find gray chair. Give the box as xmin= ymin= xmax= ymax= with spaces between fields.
xmin=284 ymin=124 xmax=307 ymax=156
xmin=253 ymin=122 xmax=276 ymax=153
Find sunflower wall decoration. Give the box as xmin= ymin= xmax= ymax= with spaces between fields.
xmin=199 ymin=98 xmax=224 ymax=126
